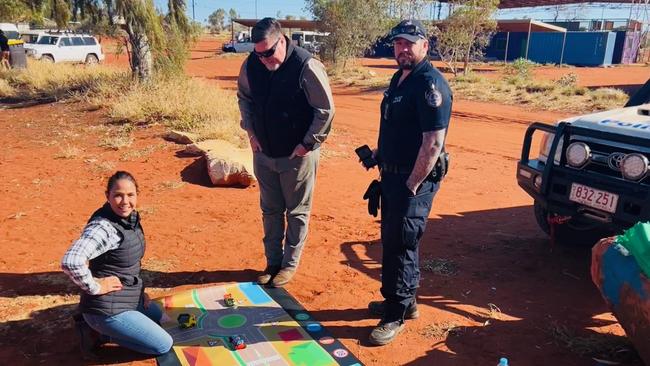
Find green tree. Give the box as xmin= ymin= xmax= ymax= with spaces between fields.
xmin=432 ymin=0 xmax=499 ymax=75
xmin=307 ymin=0 xmax=391 ymax=66
xmin=228 ymin=8 xmax=238 ymax=25
xmin=207 ymin=8 xmax=226 ymax=33
xmin=52 ymin=0 xmax=71 ymax=28
xmin=1 ymin=0 xmax=191 ymax=80
xmin=0 ymin=0 xmax=31 ymax=22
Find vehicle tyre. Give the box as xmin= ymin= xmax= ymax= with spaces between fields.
xmin=85 ymin=54 xmax=99 ymax=66
xmin=41 ymin=54 xmax=54 ymax=63
xmin=533 ymin=200 xmax=611 ymax=246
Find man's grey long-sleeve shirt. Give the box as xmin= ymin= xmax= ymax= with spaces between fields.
xmin=237 ymin=57 xmax=335 ymax=149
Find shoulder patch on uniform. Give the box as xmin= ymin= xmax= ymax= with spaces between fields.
xmin=425 ymin=83 xmax=443 ymax=107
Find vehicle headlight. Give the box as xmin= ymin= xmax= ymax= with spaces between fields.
xmin=566 ymin=142 xmax=591 ymax=168
xmin=620 ymin=153 xmax=649 ymax=181
xmin=538 ymin=132 xmax=563 ymax=165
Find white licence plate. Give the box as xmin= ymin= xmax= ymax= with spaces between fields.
xmin=569 ymin=183 xmax=619 ymax=214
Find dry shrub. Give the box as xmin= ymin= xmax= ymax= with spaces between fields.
xmin=108 ymin=77 xmax=245 ymax=146
xmin=54 ymin=145 xmax=82 ymax=159
xmin=0 ymin=78 xmax=15 ymax=97
xmin=557 ymin=72 xmax=578 ymax=88
xmin=548 ymin=322 xmax=639 ymax=363
xmin=0 ymin=59 xmax=128 ymax=100
xmin=450 ymin=72 xmax=627 ymax=114
xmin=328 ymin=63 xmax=390 ymax=89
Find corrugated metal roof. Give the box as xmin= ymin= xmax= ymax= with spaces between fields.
xmin=441 ymin=0 xmax=637 ymax=9
xmin=233 ymin=19 xmax=323 ymax=30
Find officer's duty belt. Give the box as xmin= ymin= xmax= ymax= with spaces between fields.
xmin=381 ymin=163 xmax=413 ymax=174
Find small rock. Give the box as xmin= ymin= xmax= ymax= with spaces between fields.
xmin=165 ymin=130 xmax=197 ymax=145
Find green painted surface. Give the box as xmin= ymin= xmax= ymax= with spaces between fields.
xmin=217 ymin=314 xmax=247 ymax=329
xmin=287 ymin=342 xmax=335 ymax=366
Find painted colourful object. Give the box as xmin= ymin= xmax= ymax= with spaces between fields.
xmin=155 ymin=282 xmax=363 ymax=366
xmin=591 ymin=236 xmax=650 ymax=365
xmin=616 ymin=222 xmax=650 ymax=278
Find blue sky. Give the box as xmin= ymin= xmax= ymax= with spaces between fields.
xmin=153 ymin=1 xmax=642 ymax=25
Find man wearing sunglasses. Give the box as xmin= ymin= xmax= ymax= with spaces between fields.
xmin=364 ymin=19 xmax=453 ymax=346
xmin=237 ymin=18 xmax=334 ymax=288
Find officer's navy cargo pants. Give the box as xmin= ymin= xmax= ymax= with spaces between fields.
xmin=380 ymin=171 xmax=439 ymax=323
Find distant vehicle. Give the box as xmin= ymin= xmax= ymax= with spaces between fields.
xmin=222 ymin=31 xmax=255 ymax=53
xmin=290 ymin=31 xmax=328 ymax=54
xmin=24 ymin=33 xmax=105 ymax=64
xmin=517 ymin=78 xmax=650 ymax=244
xmin=0 ymin=23 xmax=20 ymax=40
xmin=222 ymin=40 xmax=254 ymax=53
xmin=20 ymin=30 xmax=47 ymax=44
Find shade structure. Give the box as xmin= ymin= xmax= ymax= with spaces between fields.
xmin=438 ymin=0 xmax=638 ymax=9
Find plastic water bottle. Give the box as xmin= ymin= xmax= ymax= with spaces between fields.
xmin=498 ymin=358 xmax=509 ymax=366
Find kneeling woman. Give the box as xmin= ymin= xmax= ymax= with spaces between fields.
xmin=62 ymin=171 xmax=172 ymax=356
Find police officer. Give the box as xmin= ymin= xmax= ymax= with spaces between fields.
xmin=365 ymin=19 xmax=453 ymax=346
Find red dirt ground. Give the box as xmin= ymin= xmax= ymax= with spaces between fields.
xmin=0 ymin=38 xmax=648 ymax=366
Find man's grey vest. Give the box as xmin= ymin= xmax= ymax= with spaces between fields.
xmin=246 ymin=38 xmax=314 ymax=158
xmin=79 ymin=203 xmax=145 ymax=316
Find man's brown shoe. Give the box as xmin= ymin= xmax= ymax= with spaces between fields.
xmin=256 ymin=265 xmax=280 ymax=285
xmin=270 ymin=267 xmax=296 ymax=287
xmin=368 ymin=300 xmax=419 ymax=320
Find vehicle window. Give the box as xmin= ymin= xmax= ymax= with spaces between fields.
xmin=5 ymin=31 xmax=20 ymax=40
xmin=83 ymin=37 xmax=97 ymax=45
xmin=291 ymin=34 xmax=301 ymax=41
xmin=60 ymin=37 xmax=72 ymax=46
xmin=37 ymin=36 xmax=59 ymax=45
xmin=71 ymin=37 xmax=84 ymax=46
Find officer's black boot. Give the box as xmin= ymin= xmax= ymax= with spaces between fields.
xmin=368 ymin=320 xmax=405 ymax=346
xmin=368 ymin=300 xmax=419 ymax=319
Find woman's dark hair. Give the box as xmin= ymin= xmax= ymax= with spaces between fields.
xmin=106 ymin=171 xmax=139 ymax=193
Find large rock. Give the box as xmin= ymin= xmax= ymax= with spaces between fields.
xmin=188 ymin=140 xmax=255 ymax=187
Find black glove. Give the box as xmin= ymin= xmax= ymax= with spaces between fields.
xmin=363 ymin=180 xmax=381 ymax=217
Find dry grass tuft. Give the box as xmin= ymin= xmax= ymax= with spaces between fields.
xmin=107 ymin=77 xmax=245 ymax=146
xmin=0 ymin=59 xmax=128 ymax=100
xmin=450 ymin=73 xmax=628 ymax=113
xmin=422 ymin=321 xmax=463 ymax=339
xmin=0 ymin=78 xmax=15 ymax=97
xmin=328 ymin=64 xmax=390 ymax=90
xmin=54 ymin=145 xmax=82 ymax=159
xmin=548 ymin=322 xmax=638 ymax=362
xmin=422 ymin=257 xmax=459 ymax=276
xmin=159 ymin=180 xmax=186 ymax=190
xmin=120 ymin=145 xmax=157 ymax=161
xmin=99 ymin=134 xmax=134 ymax=150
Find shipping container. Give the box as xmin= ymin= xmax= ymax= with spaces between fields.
xmin=562 ymin=31 xmax=616 ymax=66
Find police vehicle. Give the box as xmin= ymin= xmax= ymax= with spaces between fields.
xmin=517 ymin=78 xmax=650 ymax=244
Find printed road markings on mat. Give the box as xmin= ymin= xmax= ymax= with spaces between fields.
xmin=155 ymin=282 xmax=363 ymax=366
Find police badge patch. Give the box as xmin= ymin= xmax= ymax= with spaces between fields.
xmin=425 ymin=83 xmax=443 ymax=107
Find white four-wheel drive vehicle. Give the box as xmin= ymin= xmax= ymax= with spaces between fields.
xmin=518 ymin=79 xmax=650 ymax=244
xmin=24 ymin=33 xmax=104 ymax=64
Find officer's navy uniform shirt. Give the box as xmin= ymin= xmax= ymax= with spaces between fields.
xmin=378 ymin=57 xmax=453 ymax=168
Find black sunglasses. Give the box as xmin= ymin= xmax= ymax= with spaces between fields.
xmin=390 ymin=24 xmax=425 ymax=38
xmin=254 ymin=38 xmax=281 ymax=58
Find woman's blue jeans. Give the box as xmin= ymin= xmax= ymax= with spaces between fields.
xmin=83 ymin=301 xmax=173 ymax=355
